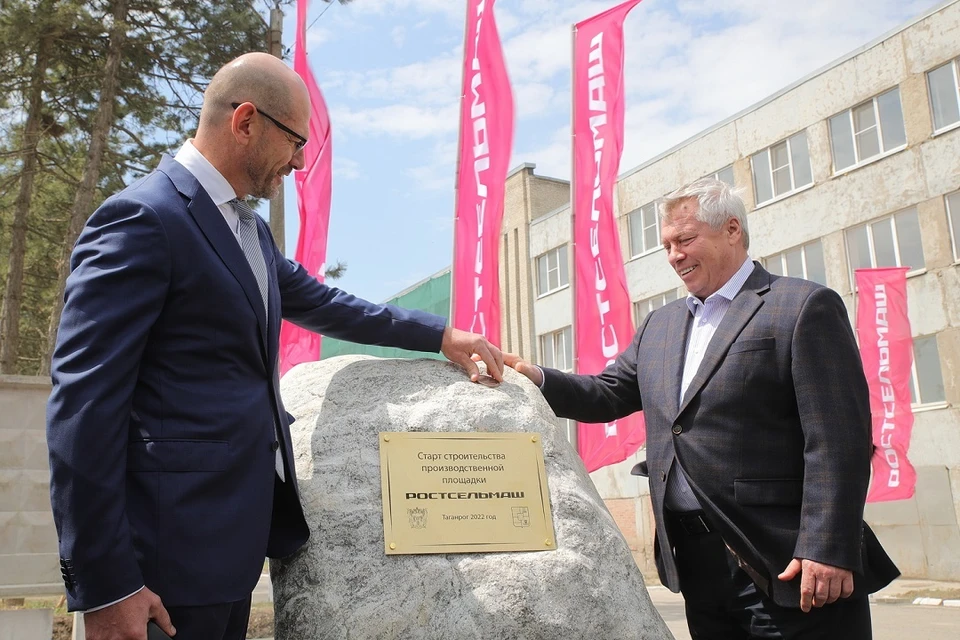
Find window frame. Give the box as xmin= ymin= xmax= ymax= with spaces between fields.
xmin=909 ymin=334 xmax=947 ymax=408
xmin=633 ymin=289 xmax=680 ymax=328
xmin=763 ymin=240 xmax=828 ymax=286
xmin=628 ymin=201 xmax=662 ymax=259
xmin=927 ymin=58 xmax=960 ymax=135
xmin=534 ymin=245 xmax=569 ymax=298
xmin=844 ymin=208 xmax=926 ymax=289
xmin=751 ymin=131 xmax=813 ymax=206
xmin=709 ymin=165 xmax=735 ymax=186
xmin=947 ymin=191 xmax=960 ymax=263
xmin=539 ymin=326 xmax=573 ymax=372
xmin=829 ymin=87 xmax=908 ymax=174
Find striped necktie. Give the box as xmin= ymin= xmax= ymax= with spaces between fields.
xmin=230 ymin=198 xmax=285 ymax=481
xmin=230 ymin=198 xmax=269 ymax=323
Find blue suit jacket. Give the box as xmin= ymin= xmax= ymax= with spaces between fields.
xmin=47 ymin=156 xmax=446 ymax=610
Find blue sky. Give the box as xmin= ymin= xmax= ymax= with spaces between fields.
xmin=270 ymin=0 xmax=939 ymax=304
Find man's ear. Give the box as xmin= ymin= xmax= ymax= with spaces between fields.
xmin=727 ymin=216 xmax=742 ymax=245
xmin=230 ymin=103 xmax=256 ymax=147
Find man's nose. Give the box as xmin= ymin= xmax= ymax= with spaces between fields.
xmin=290 ymin=148 xmax=306 ymax=171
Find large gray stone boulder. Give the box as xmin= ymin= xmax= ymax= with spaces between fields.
xmin=273 ymin=355 xmax=673 ymax=640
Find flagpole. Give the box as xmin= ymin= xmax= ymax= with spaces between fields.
xmin=449 ymin=0 xmax=472 ymax=326
xmin=570 ymin=22 xmax=582 ymax=453
xmin=570 ymin=22 xmax=578 ymax=377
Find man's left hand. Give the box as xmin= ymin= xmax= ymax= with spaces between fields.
xmin=778 ymin=558 xmax=854 ymax=612
xmin=440 ymin=326 xmax=504 ymax=383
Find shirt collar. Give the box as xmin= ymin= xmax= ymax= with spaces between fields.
xmin=685 ymin=257 xmax=755 ymax=315
xmin=173 ymin=140 xmax=238 ymax=207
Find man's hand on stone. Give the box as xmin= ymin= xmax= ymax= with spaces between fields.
xmin=441 ymin=326 xmax=504 ymax=383
xmin=778 ymin=558 xmax=854 ymax=612
xmin=503 ymin=352 xmax=543 ymax=387
xmin=83 ymin=587 xmax=174 ymax=640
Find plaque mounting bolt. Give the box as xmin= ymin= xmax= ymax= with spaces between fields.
xmin=383 ymin=435 xmax=390 ymax=442
xmin=531 ymin=436 xmax=538 ymax=443
xmin=545 ymin=539 xmax=553 ymax=547
xmin=389 ymin=542 xmax=396 ymax=550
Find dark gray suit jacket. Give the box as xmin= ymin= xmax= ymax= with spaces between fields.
xmin=541 ymin=264 xmax=899 ymax=607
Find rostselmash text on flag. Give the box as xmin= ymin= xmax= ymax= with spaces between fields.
xmin=573 ymin=0 xmax=645 ymax=472
xmin=452 ymin=0 xmax=514 ymax=346
xmin=856 ymin=267 xmax=917 ymax=502
xmin=279 ymin=0 xmax=334 ymax=376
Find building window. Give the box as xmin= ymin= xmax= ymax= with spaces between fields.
xmin=536 ymin=245 xmax=569 ymax=296
xmin=947 ymin=191 xmax=960 ymax=262
xmin=845 ymin=209 xmax=925 ymax=285
xmin=751 ymin=131 xmax=813 ymax=205
xmin=764 ymin=240 xmax=828 ymax=286
xmin=540 ymin=326 xmax=573 ymax=372
xmin=709 ymin=165 xmax=735 ymax=186
xmin=628 ymin=201 xmax=660 ymax=257
xmin=829 ymin=87 xmax=907 ymax=172
xmin=634 ymin=289 xmax=679 ymax=327
xmin=928 ymin=58 xmax=960 ymax=132
xmin=910 ymin=335 xmax=946 ymax=406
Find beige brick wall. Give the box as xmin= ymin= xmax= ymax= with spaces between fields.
xmin=500 ymin=164 xmax=569 ymax=361
xmin=0 ymin=376 xmax=60 ymax=597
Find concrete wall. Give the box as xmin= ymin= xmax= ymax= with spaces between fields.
xmin=0 ymin=376 xmax=60 ymax=597
xmin=509 ymin=0 xmax=960 ymax=581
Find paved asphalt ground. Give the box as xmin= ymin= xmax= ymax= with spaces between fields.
xmin=253 ymin=574 xmax=960 ymax=638
xmin=647 ymin=585 xmax=960 ymax=640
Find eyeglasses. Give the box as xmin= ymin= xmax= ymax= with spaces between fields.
xmin=231 ymin=102 xmax=308 ymax=152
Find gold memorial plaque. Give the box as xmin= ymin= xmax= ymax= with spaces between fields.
xmin=379 ymin=432 xmax=556 ymax=555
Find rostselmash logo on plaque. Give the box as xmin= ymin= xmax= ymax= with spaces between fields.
xmin=379 ymin=432 xmax=556 ymax=555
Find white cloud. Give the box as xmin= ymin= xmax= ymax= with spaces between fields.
xmin=391 ymin=25 xmax=406 ymax=48
xmin=347 ymin=0 xmax=462 ymax=21
xmin=333 ymin=157 xmax=361 ymax=180
xmin=323 ymin=53 xmax=462 ymax=106
xmin=405 ymin=139 xmax=460 ymax=193
xmin=315 ymin=0 xmax=942 ymax=183
xmin=305 ymin=26 xmax=334 ymax=49
xmin=332 ymin=103 xmax=459 ymax=139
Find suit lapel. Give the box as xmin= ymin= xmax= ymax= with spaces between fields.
xmin=158 ymin=156 xmax=270 ymax=362
xmin=663 ymin=301 xmax=692 ymax=419
xmin=677 ymin=264 xmax=771 ymax=416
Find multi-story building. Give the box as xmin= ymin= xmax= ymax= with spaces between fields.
xmin=327 ymin=0 xmax=960 ymax=579
xmin=503 ymin=0 xmax=960 ymax=580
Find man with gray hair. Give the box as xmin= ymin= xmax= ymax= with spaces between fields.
xmin=506 ymin=177 xmax=898 ymax=638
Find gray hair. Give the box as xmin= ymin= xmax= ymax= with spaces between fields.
xmin=660 ymin=178 xmax=750 ymax=249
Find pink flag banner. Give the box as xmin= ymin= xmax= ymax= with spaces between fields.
xmin=451 ymin=0 xmax=514 ymax=345
xmin=279 ymin=0 xmax=334 ymax=376
xmin=573 ymin=0 xmax=645 ymax=472
xmin=856 ymin=268 xmax=917 ymax=502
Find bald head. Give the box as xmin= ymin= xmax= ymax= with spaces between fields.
xmin=192 ymin=52 xmax=310 ymax=199
xmin=199 ymin=52 xmax=308 ymax=132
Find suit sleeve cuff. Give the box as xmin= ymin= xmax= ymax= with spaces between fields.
xmin=82 ymin=586 xmax=144 ymax=613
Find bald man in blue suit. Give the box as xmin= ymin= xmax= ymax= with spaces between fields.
xmin=46 ymin=52 xmax=503 ymax=640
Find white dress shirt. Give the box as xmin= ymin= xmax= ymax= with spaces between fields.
xmin=664 ymin=256 xmax=756 ymax=511
xmin=174 ymin=140 xmax=244 ymax=241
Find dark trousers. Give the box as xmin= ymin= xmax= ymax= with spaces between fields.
xmin=164 ymin=595 xmax=252 ymax=640
xmin=668 ymin=511 xmax=872 ymax=640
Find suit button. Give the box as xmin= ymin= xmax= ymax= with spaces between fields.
xmin=660 ymin=471 xmax=667 ymax=482
xmin=271 ymin=440 xmax=280 ymax=452
xmin=672 ymin=424 xmax=682 ymax=435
